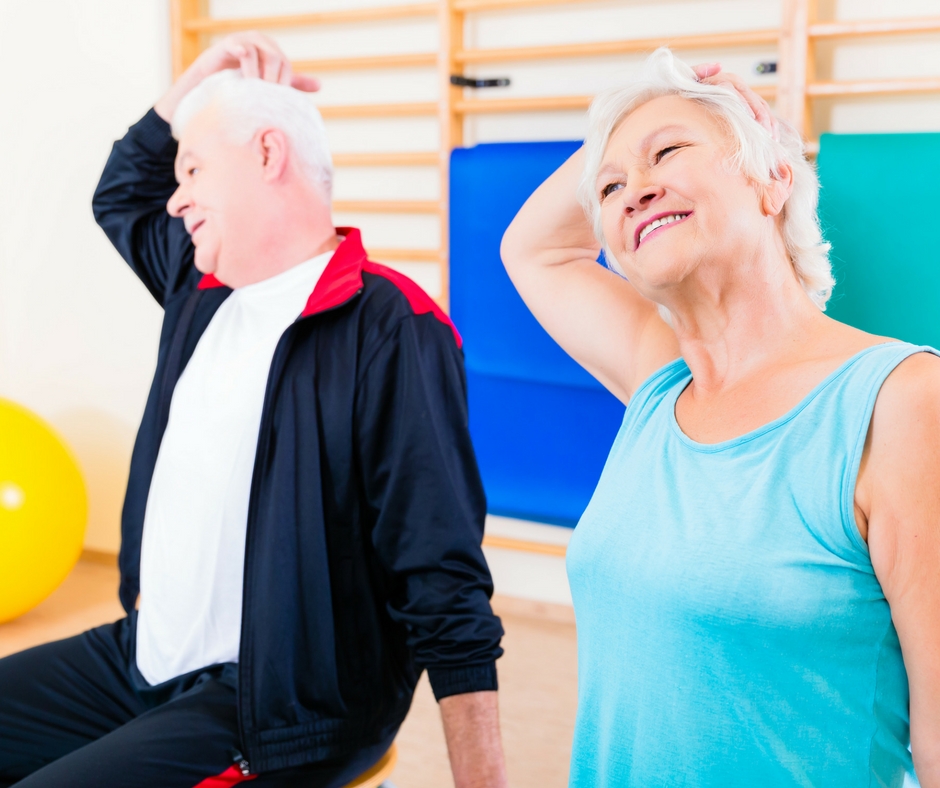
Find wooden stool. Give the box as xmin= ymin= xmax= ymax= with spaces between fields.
xmin=341 ymin=743 xmax=397 ymax=788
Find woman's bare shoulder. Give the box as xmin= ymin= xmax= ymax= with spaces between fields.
xmin=879 ymin=349 xmax=940 ymax=406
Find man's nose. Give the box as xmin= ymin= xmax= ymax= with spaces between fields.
xmin=166 ymin=185 xmax=188 ymax=218
xmin=621 ymin=170 xmax=664 ymax=215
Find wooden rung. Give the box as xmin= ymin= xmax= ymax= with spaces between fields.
xmin=456 ymin=94 xmax=592 ymax=113
xmin=367 ymin=248 xmax=443 ymax=261
xmin=333 ymin=200 xmax=441 ymax=214
xmin=454 ymin=0 xmax=585 ymax=11
xmin=333 ymin=152 xmax=440 ymax=167
xmin=809 ymin=15 xmax=940 ymax=39
xmin=319 ymin=102 xmax=438 ymax=118
xmin=482 ymin=534 xmax=568 ymax=558
xmin=369 ymin=248 xmax=443 ymax=262
xmin=807 ymin=77 xmax=940 ymax=97
xmin=293 ymin=52 xmax=437 ymax=72
xmin=456 ymin=29 xmax=780 ymax=64
xmin=183 ymin=3 xmax=438 ymax=33
xmin=455 ymin=86 xmax=775 ymax=115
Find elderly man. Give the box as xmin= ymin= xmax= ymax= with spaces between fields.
xmin=0 ymin=34 xmax=506 ymax=788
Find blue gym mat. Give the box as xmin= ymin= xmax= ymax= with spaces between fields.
xmin=450 ymin=141 xmax=625 ymax=527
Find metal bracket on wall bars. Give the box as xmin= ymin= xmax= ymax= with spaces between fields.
xmin=450 ymin=75 xmax=511 ymax=88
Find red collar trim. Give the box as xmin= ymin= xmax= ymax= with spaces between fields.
xmin=195 ymin=228 xmax=366 ymax=316
xmin=197 ymin=273 xmax=225 ymax=290
xmin=193 ymin=228 xmax=459 ymax=345
xmin=301 ymin=227 xmax=365 ymax=317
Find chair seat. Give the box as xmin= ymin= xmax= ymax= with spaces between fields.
xmin=342 ymin=742 xmax=397 ymax=788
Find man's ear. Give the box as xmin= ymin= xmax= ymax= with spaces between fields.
xmin=255 ymin=128 xmax=289 ymax=182
xmin=760 ymin=159 xmax=794 ymax=217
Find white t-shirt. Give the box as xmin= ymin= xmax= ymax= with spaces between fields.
xmin=136 ymin=251 xmax=331 ymax=686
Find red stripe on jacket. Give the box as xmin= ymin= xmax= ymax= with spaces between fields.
xmin=192 ymin=765 xmax=257 ymax=787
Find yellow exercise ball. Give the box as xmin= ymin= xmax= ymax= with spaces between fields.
xmin=0 ymin=399 xmax=87 ymax=624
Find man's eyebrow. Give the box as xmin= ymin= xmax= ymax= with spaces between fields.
xmin=174 ymin=151 xmax=193 ymax=176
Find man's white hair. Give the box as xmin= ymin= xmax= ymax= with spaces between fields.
xmin=578 ymin=47 xmax=833 ymax=310
xmin=172 ymin=69 xmax=333 ymax=201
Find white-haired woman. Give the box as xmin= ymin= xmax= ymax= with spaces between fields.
xmin=501 ymin=49 xmax=940 ymax=787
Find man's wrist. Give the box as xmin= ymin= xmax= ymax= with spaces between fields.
xmin=428 ymin=662 xmax=499 ymax=701
xmin=154 ymin=63 xmax=210 ymax=123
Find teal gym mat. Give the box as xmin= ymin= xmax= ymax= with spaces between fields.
xmin=817 ymin=133 xmax=940 ymax=346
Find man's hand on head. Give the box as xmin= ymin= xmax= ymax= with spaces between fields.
xmin=155 ymin=31 xmax=320 ymax=123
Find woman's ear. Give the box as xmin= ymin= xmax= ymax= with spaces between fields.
xmin=760 ymin=159 xmax=794 ymax=217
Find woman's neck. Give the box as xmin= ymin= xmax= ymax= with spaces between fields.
xmin=664 ymin=256 xmax=827 ymax=396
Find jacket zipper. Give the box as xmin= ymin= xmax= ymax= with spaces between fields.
xmin=232 ymin=751 xmax=251 ymax=776
xmin=236 ymin=286 xmax=363 ymax=763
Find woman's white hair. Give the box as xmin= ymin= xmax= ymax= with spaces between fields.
xmin=579 ymin=47 xmax=833 ymax=310
xmin=172 ymin=69 xmax=333 ymax=201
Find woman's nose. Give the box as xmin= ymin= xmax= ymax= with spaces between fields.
xmin=621 ymin=172 xmax=664 ymax=215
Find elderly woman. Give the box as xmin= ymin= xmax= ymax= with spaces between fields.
xmin=501 ymin=49 xmax=939 ymax=787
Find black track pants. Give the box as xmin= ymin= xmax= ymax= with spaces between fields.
xmin=0 ymin=618 xmax=393 ymax=788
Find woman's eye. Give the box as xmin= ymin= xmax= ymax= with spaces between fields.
xmin=601 ymin=182 xmax=624 ymax=199
xmin=655 ymin=145 xmax=681 ymax=163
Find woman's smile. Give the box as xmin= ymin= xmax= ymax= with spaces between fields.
xmin=635 ymin=211 xmax=693 ymax=250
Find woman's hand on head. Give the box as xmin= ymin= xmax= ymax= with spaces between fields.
xmin=155 ymin=31 xmax=320 ymax=122
xmin=692 ymin=63 xmax=779 ymax=140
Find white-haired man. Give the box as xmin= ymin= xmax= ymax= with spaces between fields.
xmin=0 ymin=34 xmax=507 ymax=788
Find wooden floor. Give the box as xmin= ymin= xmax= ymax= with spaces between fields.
xmin=0 ymin=559 xmax=578 ymax=788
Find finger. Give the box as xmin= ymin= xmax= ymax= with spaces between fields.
xmin=278 ymin=59 xmax=293 ymax=87
xmin=240 ymin=44 xmax=261 ymax=79
xmin=291 ymin=73 xmax=321 ymax=92
xmin=261 ymin=48 xmax=282 ymax=82
xmin=236 ymin=32 xmax=290 ymax=82
xmin=692 ymin=62 xmax=721 ymax=80
xmin=225 ymin=44 xmax=247 ymax=61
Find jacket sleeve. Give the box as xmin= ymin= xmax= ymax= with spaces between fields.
xmin=91 ymin=108 xmax=194 ymax=306
xmin=356 ymin=312 xmax=504 ymax=701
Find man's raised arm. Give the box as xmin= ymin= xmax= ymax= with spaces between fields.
xmin=93 ymin=32 xmax=319 ymax=306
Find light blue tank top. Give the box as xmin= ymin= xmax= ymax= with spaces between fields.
xmin=567 ymin=342 xmax=936 ymax=787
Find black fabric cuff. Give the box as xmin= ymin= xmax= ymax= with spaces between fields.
xmin=129 ymin=108 xmax=177 ymax=159
xmin=427 ymin=662 xmax=499 ymax=702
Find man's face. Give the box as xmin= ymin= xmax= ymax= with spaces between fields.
xmin=167 ymin=107 xmax=262 ymax=284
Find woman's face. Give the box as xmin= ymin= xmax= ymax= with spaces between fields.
xmin=596 ymin=95 xmax=770 ymax=299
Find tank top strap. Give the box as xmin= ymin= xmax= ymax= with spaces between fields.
xmin=807 ymin=341 xmax=940 ymax=554
xmin=622 ymin=357 xmax=691 ymax=435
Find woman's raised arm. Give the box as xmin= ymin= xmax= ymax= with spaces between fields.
xmin=500 ymin=146 xmax=679 ymax=404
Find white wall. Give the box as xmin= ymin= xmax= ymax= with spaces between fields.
xmin=1 ymin=0 xmax=938 ymax=557
xmin=0 ymin=1 xmax=171 ymax=552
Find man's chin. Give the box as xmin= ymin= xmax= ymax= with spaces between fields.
xmin=193 ymin=253 xmax=219 ymax=278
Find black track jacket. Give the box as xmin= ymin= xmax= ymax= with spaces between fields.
xmin=92 ymin=109 xmax=503 ymax=773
